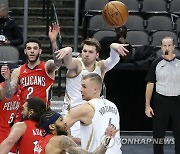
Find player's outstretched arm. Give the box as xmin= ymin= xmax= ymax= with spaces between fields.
xmin=48 ymin=22 xmax=62 ymax=70
xmin=100 ymin=42 xmax=130 ymax=74
xmin=60 ymin=125 xmax=118 ymax=154
xmin=110 ymin=43 xmax=129 ymax=57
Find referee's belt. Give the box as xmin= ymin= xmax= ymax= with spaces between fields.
xmin=157 ymin=93 xmax=180 ymax=100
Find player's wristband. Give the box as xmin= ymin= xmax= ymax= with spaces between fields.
xmin=101 ymin=135 xmax=111 ymax=149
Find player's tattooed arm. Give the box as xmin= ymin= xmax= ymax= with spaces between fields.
xmin=48 ymin=22 xmax=62 ymax=68
xmin=60 ymin=136 xmax=106 ymax=154
xmin=52 ymin=41 xmax=62 ymax=68
xmin=4 ymin=68 xmax=19 ymax=99
xmin=0 ymin=85 xmax=5 ymax=101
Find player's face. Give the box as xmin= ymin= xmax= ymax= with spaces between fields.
xmin=81 ymin=44 xmax=99 ymax=65
xmin=161 ymin=38 xmax=175 ymax=55
xmin=54 ymin=116 xmax=68 ymax=135
xmin=81 ymin=78 xmax=96 ymax=101
xmin=25 ymin=42 xmax=42 ymax=63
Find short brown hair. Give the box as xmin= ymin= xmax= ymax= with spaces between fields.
xmin=81 ymin=38 xmax=101 ymax=53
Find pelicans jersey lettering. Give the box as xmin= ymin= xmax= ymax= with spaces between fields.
xmin=18 ymin=120 xmax=45 ymax=154
xmin=34 ymin=134 xmax=54 ymax=154
xmin=19 ymin=62 xmax=54 ymax=105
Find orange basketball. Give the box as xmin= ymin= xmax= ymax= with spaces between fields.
xmin=102 ymin=1 xmax=129 ymax=27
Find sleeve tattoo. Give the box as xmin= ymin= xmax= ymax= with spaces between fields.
xmin=60 ymin=136 xmax=107 ymax=154
xmin=52 ymin=41 xmax=62 ymax=68
xmin=5 ymin=77 xmax=18 ymax=99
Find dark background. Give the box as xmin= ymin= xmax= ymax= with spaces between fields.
xmin=104 ymin=68 xmax=152 ymax=131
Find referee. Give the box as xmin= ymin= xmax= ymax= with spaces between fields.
xmin=145 ymin=37 xmax=180 ymax=154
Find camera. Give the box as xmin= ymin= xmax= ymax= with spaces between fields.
xmin=0 ymin=35 xmax=5 ymax=42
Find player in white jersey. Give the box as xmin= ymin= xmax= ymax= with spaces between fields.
xmin=64 ymin=73 xmax=122 ymax=153
xmin=64 ymin=58 xmax=101 ymax=109
xmin=61 ymin=38 xmax=128 ymax=110
xmin=55 ymin=38 xmax=128 ymax=140
xmin=50 ymin=24 xmax=128 ymax=141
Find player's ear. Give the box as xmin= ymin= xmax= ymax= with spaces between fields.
xmin=24 ymin=48 xmax=27 ymax=54
xmin=49 ymin=123 xmax=55 ymax=131
xmin=28 ymin=109 xmax=34 ymax=118
xmin=39 ymin=49 xmax=42 ymax=54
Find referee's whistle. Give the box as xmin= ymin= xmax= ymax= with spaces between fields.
xmin=165 ymin=50 xmax=169 ymax=55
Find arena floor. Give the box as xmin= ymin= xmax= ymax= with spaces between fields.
xmin=122 ymin=143 xmax=174 ymax=154
xmin=121 ymin=132 xmax=174 ymax=154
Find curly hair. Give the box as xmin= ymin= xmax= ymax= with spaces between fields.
xmin=26 ymin=97 xmax=47 ymax=122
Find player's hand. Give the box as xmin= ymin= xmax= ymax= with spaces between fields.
xmin=145 ymin=106 xmax=154 ymax=118
xmin=1 ymin=65 xmax=11 ymax=80
xmin=110 ymin=43 xmax=129 ymax=56
xmin=49 ymin=22 xmax=60 ymax=43
xmin=55 ymin=47 xmax=72 ymax=59
xmin=105 ymin=124 xmax=119 ymax=138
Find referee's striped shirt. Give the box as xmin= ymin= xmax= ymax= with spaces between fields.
xmin=146 ymin=56 xmax=180 ymax=96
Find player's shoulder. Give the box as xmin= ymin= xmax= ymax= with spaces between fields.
xmin=46 ymin=59 xmax=54 ymax=63
xmin=13 ymin=121 xmax=27 ymax=129
xmin=72 ymin=57 xmax=82 ymax=66
xmin=73 ymin=102 xmax=94 ymax=114
xmin=104 ymin=98 xmax=118 ymax=107
xmin=78 ymin=102 xmax=90 ymax=110
xmin=50 ymin=135 xmax=68 ymax=144
xmin=12 ymin=67 xmax=20 ymax=76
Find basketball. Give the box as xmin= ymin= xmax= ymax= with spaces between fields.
xmin=102 ymin=1 xmax=129 ymax=27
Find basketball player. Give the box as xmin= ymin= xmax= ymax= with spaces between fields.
xmin=0 ymin=23 xmax=65 ymax=118
xmin=0 ymin=97 xmax=47 ymax=154
xmin=64 ymin=73 xmax=122 ymax=153
xmin=0 ymin=82 xmax=20 ymax=154
xmin=35 ymin=110 xmax=118 ymax=154
xmin=49 ymin=24 xmax=128 ymax=141
xmin=0 ymin=65 xmax=21 ymax=153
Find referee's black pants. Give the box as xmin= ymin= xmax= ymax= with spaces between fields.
xmin=152 ymin=92 xmax=180 ymax=154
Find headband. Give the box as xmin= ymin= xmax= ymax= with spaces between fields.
xmin=41 ymin=112 xmax=61 ymax=130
